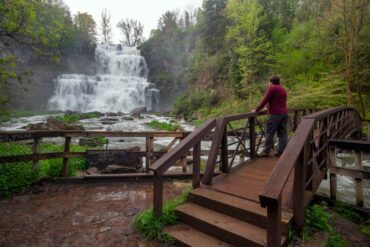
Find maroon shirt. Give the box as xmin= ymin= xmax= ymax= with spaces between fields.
xmin=255 ymin=84 xmax=287 ymax=115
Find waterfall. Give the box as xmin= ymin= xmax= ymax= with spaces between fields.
xmin=48 ymin=45 xmax=159 ymax=113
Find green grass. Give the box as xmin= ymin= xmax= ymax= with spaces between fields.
xmin=297 ymin=204 xmax=347 ymax=247
xmin=0 ymin=111 xmax=47 ymax=123
xmin=0 ymin=142 xmax=94 ymax=197
xmin=55 ymin=112 xmax=102 ymax=124
xmin=333 ymin=202 xmax=361 ymax=224
xmin=134 ymin=187 xmax=191 ymax=243
xmin=361 ymin=220 xmax=370 ymax=237
xmin=148 ymin=120 xmax=181 ymax=131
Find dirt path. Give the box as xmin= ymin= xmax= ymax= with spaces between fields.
xmin=0 ymin=180 xmax=190 ymax=247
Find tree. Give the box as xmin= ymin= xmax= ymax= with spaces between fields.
xmin=158 ymin=11 xmax=179 ymax=33
xmin=198 ymin=0 xmax=228 ymax=55
xmin=100 ymin=9 xmax=113 ymax=44
xmin=117 ymin=18 xmax=144 ymax=47
xmin=0 ymin=0 xmax=75 ymax=113
xmin=73 ymin=12 xmax=97 ymax=52
xmin=226 ymin=0 xmax=273 ymax=106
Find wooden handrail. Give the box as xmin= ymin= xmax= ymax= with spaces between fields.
xmin=259 ymin=119 xmax=315 ymax=205
xmin=259 ymin=106 xmax=363 ymax=246
xmin=260 ymin=106 xmax=362 ymax=205
xmin=149 ymin=118 xmax=216 ymax=176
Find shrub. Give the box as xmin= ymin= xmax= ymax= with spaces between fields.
xmin=148 ymin=120 xmax=180 ymax=131
xmin=0 ymin=163 xmax=38 ymax=197
xmin=0 ymin=142 xmax=92 ymax=197
xmin=134 ymin=187 xmax=191 ymax=242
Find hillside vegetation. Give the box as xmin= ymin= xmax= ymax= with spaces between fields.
xmin=141 ymin=0 xmax=370 ymax=121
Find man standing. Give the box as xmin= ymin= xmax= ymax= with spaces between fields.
xmin=254 ymin=76 xmax=288 ymax=157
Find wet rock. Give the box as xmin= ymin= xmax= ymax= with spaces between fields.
xmin=100 ymin=117 xmax=119 ymax=125
xmin=124 ymin=208 xmax=139 ymax=217
xmin=79 ymin=138 xmax=106 ymax=147
xmin=105 ymin=112 xmax=122 ymax=117
xmin=122 ymin=116 xmax=134 ymax=121
xmin=130 ymin=107 xmax=147 ymax=115
xmin=85 ymin=167 xmax=99 ymax=175
xmin=99 ymin=226 xmax=112 ymax=233
xmin=26 ymin=122 xmax=48 ymax=130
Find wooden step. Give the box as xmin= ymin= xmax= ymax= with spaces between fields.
xmin=189 ymin=188 xmax=293 ymax=232
xmin=176 ymin=203 xmax=287 ymax=247
xmin=164 ymin=224 xmax=232 ymax=247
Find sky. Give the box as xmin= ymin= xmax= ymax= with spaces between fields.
xmin=63 ymin=0 xmax=203 ymax=43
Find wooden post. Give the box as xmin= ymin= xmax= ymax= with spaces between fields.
xmin=221 ymin=126 xmax=228 ymax=173
xmin=329 ymin=147 xmax=337 ymax=200
xmin=32 ymin=137 xmax=40 ymax=170
xmin=193 ymin=142 xmax=201 ymax=188
xmin=354 ymin=151 xmax=364 ymax=207
xmin=293 ymin=142 xmax=308 ymax=231
xmin=249 ymin=117 xmax=257 ymax=160
xmin=61 ymin=136 xmax=71 ymax=177
xmin=293 ymin=110 xmax=298 ymax=131
xmin=145 ymin=135 xmax=153 ymax=173
xmin=178 ymin=136 xmax=187 ymax=173
xmin=153 ymin=175 xmax=163 ymax=217
xmin=367 ymin=121 xmax=370 ymax=141
xmin=266 ymin=196 xmax=282 ymax=247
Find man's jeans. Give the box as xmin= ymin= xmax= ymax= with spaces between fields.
xmin=264 ymin=114 xmax=288 ymax=155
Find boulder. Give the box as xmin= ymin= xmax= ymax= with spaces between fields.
xmin=100 ymin=117 xmax=119 ymax=125
xmin=130 ymin=107 xmax=147 ymax=114
xmin=46 ymin=117 xmax=64 ymax=129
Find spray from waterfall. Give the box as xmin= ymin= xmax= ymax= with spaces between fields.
xmin=48 ymin=45 xmax=159 ymax=113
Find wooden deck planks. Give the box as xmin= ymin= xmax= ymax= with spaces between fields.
xmin=209 ymin=157 xmax=295 ymax=210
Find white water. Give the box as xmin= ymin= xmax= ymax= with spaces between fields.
xmin=48 ymin=45 xmax=159 ymax=113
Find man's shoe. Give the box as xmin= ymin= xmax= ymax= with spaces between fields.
xmin=257 ymin=150 xmax=271 ymax=157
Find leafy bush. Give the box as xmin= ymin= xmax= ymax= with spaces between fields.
xmin=172 ymin=90 xmax=219 ymax=119
xmin=0 ymin=163 xmax=38 ymax=197
xmin=148 ymin=120 xmax=180 ymax=131
xmin=134 ymin=188 xmax=191 ymax=242
xmin=0 ymin=142 xmax=91 ymax=197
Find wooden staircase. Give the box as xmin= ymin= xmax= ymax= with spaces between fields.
xmin=164 ymin=188 xmax=293 ymax=247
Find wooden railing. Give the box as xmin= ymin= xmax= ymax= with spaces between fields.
xmin=259 ymin=106 xmax=363 ymax=247
xmin=0 ymin=130 xmax=189 ymax=175
xmin=150 ymin=108 xmax=314 ymax=217
xmin=149 ymin=118 xmax=217 ymax=216
xmin=328 ymin=139 xmax=370 ymax=207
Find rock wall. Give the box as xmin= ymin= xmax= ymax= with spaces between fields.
xmin=4 ymin=45 xmax=96 ymax=111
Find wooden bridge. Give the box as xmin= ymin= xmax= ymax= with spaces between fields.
xmin=150 ymin=106 xmax=370 ymax=247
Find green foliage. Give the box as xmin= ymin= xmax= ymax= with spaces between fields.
xmin=326 ymin=233 xmax=347 ymax=247
xmin=0 ymin=111 xmax=46 ymax=123
xmin=333 ymin=202 xmax=361 ymax=224
xmin=0 ymin=162 xmax=37 ymax=197
xmin=304 ymin=204 xmax=331 ymax=239
xmin=134 ymin=188 xmax=191 ymax=242
xmin=54 ymin=112 xmax=102 ymax=124
xmin=148 ymin=120 xmax=180 ymax=131
xmin=173 ymin=90 xmax=219 ymax=119
xmin=0 ymin=0 xmax=98 ymax=113
xmin=361 ymin=220 xmax=370 ymax=236
xmin=0 ymin=143 xmax=91 ymax=197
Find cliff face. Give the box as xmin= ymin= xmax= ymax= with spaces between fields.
xmin=140 ymin=30 xmax=197 ymax=112
xmin=3 ymin=45 xmax=96 ymax=112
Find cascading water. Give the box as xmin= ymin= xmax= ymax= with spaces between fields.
xmin=48 ymin=45 xmax=159 ymax=113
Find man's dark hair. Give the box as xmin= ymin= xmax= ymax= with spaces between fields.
xmin=270 ymin=76 xmax=280 ymax=85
